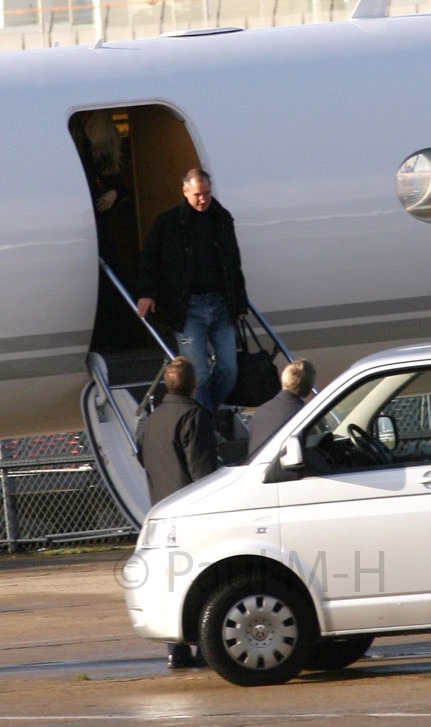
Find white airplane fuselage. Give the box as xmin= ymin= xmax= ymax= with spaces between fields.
xmin=1 ymin=14 xmax=431 ymax=437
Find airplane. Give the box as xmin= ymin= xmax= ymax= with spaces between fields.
xmin=1 ymin=0 xmax=431 ymax=522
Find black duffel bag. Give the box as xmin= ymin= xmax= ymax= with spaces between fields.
xmin=224 ymin=318 xmax=281 ymax=407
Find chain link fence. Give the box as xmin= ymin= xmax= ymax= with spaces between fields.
xmin=385 ymin=395 xmax=431 ymax=459
xmin=2 ymin=392 xmax=431 ymax=553
xmin=0 ymin=431 xmax=138 ymax=554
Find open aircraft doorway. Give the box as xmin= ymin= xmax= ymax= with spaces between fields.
xmin=68 ymin=104 xmax=200 ymax=355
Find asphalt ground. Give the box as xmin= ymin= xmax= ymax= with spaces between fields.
xmin=2 ymin=549 xmax=431 ymax=727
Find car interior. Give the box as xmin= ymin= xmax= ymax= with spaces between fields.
xmin=303 ymin=367 xmax=431 ymax=474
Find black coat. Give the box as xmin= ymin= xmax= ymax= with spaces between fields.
xmin=137 ymin=198 xmax=248 ymax=331
xmin=248 ymin=390 xmax=305 ymax=453
xmin=140 ymin=394 xmax=218 ymax=504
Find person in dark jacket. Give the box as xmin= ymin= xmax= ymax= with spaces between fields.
xmin=139 ymin=356 xmax=218 ymax=503
xmin=139 ymin=356 xmax=218 ymax=669
xmin=137 ymin=168 xmax=248 ymax=414
xmin=248 ymin=359 xmax=316 ymax=453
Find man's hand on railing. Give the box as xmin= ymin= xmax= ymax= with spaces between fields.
xmin=137 ymin=297 xmax=156 ymax=318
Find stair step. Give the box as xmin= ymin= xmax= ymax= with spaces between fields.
xmin=96 ymin=347 xmax=166 ymax=387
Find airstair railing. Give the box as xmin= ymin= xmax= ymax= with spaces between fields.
xmin=88 ymin=258 xmax=178 ymax=453
xmin=89 ymin=352 xmax=139 ymax=456
xmin=99 ymin=256 xmax=175 ymax=361
xmin=96 ymin=258 xmax=318 ymax=419
xmin=247 ymin=301 xmax=319 ymax=396
xmin=101 ymin=257 xmax=295 ymax=371
xmin=247 ymin=300 xmax=295 ymax=363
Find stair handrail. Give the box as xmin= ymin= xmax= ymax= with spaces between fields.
xmin=101 ymin=257 xmax=293 ymax=368
xmin=99 ymin=258 xmax=318 ymax=398
xmin=89 ymin=352 xmax=139 ymax=456
xmin=99 ymin=257 xmax=175 ymax=361
xmin=247 ymin=301 xmax=319 ymax=396
xmin=246 ymin=300 xmax=295 ymax=363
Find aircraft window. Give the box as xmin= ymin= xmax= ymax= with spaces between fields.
xmin=396 ymin=149 xmax=431 ymax=222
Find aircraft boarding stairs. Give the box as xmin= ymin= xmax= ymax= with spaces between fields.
xmin=81 ymin=258 xmax=295 ymax=531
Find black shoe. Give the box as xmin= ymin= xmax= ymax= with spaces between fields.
xmin=168 ymin=654 xmax=198 ymax=669
xmin=167 ymin=643 xmax=195 ymax=669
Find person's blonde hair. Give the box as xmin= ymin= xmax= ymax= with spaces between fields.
xmin=163 ymin=356 xmax=196 ymax=397
xmin=281 ymin=359 xmax=315 ymax=398
xmin=83 ymin=110 xmax=122 ymax=175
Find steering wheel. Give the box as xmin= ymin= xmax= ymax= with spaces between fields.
xmin=347 ymin=423 xmax=393 ymax=465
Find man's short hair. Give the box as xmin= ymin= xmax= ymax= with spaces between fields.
xmin=281 ymin=359 xmax=316 ymax=398
xmin=182 ymin=168 xmax=211 ymax=188
xmin=163 ymin=356 xmax=196 ymax=397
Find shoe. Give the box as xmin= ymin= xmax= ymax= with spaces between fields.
xmin=167 ymin=644 xmax=209 ymax=669
xmin=168 ymin=654 xmax=198 ymax=669
xmin=167 ymin=643 xmax=196 ymax=669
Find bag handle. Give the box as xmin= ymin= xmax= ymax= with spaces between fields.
xmin=234 ymin=318 xmax=248 ymax=353
xmin=235 ymin=317 xmax=264 ymax=353
xmin=235 ymin=317 xmax=280 ymax=360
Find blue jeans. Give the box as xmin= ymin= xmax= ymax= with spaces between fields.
xmin=175 ymin=294 xmax=237 ymax=414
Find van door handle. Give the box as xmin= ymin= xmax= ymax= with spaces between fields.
xmin=418 ymin=471 xmax=431 ymax=488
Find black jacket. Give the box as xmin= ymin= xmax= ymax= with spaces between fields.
xmin=140 ymin=394 xmax=218 ymax=504
xmin=137 ymin=198 xmax=248 ymax=331
xmin=248 ymin=390 xmax=305 ymax=453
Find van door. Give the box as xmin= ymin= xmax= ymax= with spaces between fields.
xmin=276 ymin=367 xmax=431 ymax=633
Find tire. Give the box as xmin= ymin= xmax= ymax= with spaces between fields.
xmin=307 ymin=635 xmax=374 ymax=671
xmin=199 ymin=575 xmax=315 ymax=687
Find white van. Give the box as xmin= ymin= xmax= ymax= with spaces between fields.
xmin=124 ymin=343 xmax=431 ymax=686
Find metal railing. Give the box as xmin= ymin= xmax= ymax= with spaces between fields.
xmin=98 ymin=257 xmax=300 ymax=420
xmin=99 ymin=257 xmax=175 ymax=361
xmin=0 ymin=258 xmax=305 ymax=554
xmin=89 ymin=351 xmax=140 ymax=456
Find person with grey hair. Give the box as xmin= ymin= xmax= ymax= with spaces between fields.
xmin=136 ymin=168 xmax=248 ymax=414
xmin=248 ymin=359 xmax=316 ymax=452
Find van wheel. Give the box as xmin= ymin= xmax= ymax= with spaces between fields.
xmin=307 ymin=635 xmax=374 ymax=671
xmin=199 ymin=575 xmax=315 ymax=686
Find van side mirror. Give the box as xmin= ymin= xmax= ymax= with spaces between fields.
xmin=280 ymin=435 xmax=304 ymax=468
xmin=375 ymin=415 xmax=398 ymax=451
xmin=262 ymin=435 xmax=304 ymax=483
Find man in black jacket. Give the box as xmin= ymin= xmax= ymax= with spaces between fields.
xmin=138 ymin=356 xmax=217 ymax=669
xmin=248 ymin=359 xmax=316 ymax=453
xmin=137 ymin=168 xmax=248 ymax=414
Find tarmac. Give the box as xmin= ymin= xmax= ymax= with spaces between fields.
xmin=2 ymin=548 xmax=431 ymax=727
